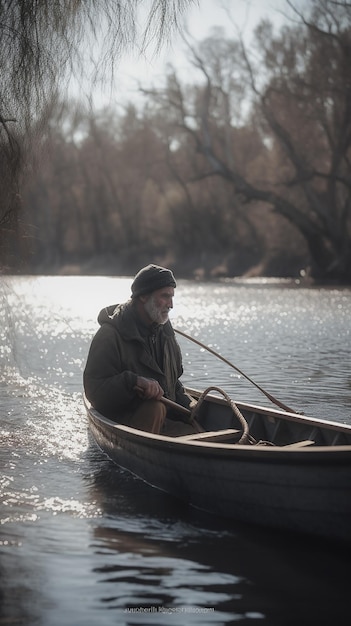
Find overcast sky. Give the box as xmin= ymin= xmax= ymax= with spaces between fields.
xmin=84 ymin=0 xmax=306 ymax=108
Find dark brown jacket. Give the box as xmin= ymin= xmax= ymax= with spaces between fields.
xmin=83 ymin=301 xmax=191 ymax=418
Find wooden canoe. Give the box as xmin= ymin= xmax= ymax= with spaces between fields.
xmin=84 ymin=387 xmax=351 ymax=543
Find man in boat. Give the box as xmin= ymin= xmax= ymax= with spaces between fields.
xmin=83 ymin=264 xmax=199 ymax=435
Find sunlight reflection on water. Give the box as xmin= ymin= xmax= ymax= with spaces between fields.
xmin=1 ymin=275 xmax=350 ymax=420
xmin=1 ymin=275 xmax=351 ymax=625
xmin=173 ymin=280 xmax=351 ymax=420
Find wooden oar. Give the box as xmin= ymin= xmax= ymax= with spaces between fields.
xmin=174 ymin=328 xmax=298 ymax=414
xmin=161 ymin=396 xmax=192 ymax=415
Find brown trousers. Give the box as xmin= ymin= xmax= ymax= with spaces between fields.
xmin=128 ymin=400 xmax=198 ymax=436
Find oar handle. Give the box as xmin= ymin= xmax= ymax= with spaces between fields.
xmin=134 ymin=385 xmax=191 ymax=415
xmin=160 ymin=396 xmax=192 ymax=416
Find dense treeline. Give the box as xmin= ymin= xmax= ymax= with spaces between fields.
xmin=3 ymin=0 xmax=351 ymax=282
xmin=0 ymin=0 xmax=194 ymax=271
xmin=19 ymin=99 xmax=305 ymax=279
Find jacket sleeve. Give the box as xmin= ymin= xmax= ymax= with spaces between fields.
xmin=175 ymin=379 xmax=196 ymax=409
xmin=83 ymin=324 xmax=138 ymax=416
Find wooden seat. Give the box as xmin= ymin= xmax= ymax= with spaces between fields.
xmin=178 ymin=428 xmax=241 ymax=442
xmin=283 ymin=439 xmax=315 ymax=448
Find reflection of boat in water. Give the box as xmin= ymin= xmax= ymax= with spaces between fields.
xmin=84 ymin=386 xmax=351 ymax=543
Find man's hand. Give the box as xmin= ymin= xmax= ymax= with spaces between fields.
xmin=135 ymin=377 xmax=164 ymax=400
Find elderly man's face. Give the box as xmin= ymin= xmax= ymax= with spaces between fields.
xmin=143 ymin=286 xmax=174 ymax=325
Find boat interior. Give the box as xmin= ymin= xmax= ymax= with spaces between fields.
xmin=185 ymin=388 xmax=351 ymax=448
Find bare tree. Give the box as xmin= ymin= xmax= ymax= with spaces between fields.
xmin=248 ymin=0 xmax=351 ymax=281
xmin=142 ymin=0 xmax=351 ymax=282
xmin=139 ymin=37 xmax=285 ymax=276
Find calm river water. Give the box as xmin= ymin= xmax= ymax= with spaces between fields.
xmin=1 ymin=276 xmax=350 ymax=625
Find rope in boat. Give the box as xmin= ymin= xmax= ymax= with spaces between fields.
xmin=192 ymin=386 xmax=276 ymax=446
xmin=192 ymin=386 xmax=250 ymax=444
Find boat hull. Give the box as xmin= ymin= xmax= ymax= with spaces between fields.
xmin=87 ymin=400 xmax=351 ymax=544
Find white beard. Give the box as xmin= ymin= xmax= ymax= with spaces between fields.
xmin=144 ymin=295 xmax=169 ymax=325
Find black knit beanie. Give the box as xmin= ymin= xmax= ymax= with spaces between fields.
xmin=131 ymin=264 xmax=176 ymax=298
